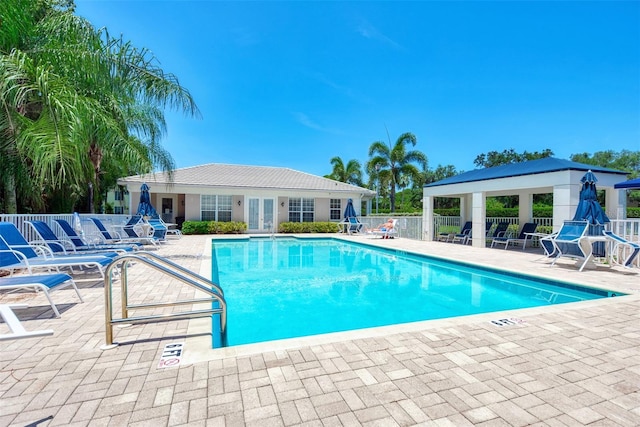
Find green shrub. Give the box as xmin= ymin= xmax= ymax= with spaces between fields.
xmin=181 ymin=221 xmax=247 ymax=235
xmin=628 ymin=207 xmax=640 ymax=218
xmin=278 ymin=222 xmax=340 ymax=233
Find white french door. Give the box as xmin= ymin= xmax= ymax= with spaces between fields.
xmin=247 ymin=198 xmax=275 ymax=232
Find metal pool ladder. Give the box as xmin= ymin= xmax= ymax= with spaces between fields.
xmin=101 ymin=252 xmax=226 ymax=349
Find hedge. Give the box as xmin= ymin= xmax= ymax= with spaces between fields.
xmin=181 ymin=221 xmax=247 ymax=235
xmin=278 ymin=222 xmax=340 ymax=233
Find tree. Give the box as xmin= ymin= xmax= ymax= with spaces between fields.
xmin=0 ymin=0 xmax=200 ymax=213
xmin=474 ymin=148 xmax=554 ymax=168
xmin=571 ymin=150 xmax=640 ymax=206
xmin=326 ymin=156 xmax=363 ymax=187
xmin=367 ymin=131 xmax=427 ymax=212
xmin=570 ymin=150 xmax=640 ymax=177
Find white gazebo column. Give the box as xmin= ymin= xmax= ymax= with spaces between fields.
xmin=423 ymin=195 xmax=434 ymax=241
xmin=552 ymin=183 xmax=581 ymax=231
xmin=518 ymin=192 xmax=533 ymax=225
xmin=607 ymin=188 xmax=627 ymax=220
xmin=471 ymin=191 xmax=486 ymax=248
xmin=461 ymin=194 xmax=472 ymax=222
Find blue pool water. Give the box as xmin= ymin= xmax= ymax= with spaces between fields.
xmin=212 ymin=238 xmax=615 ymax=347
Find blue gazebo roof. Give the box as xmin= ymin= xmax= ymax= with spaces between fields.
xmin=424 ymin=157 xmax=627 ymax=188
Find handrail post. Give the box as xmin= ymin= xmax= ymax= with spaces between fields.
xmin=101 ymin=261 xmax=118 ymax=350
xmin=121 ymin=260 xmax=131 ymax=319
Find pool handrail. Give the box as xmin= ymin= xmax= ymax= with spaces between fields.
xmin=102 ymin=251 xmax=226 ymax=349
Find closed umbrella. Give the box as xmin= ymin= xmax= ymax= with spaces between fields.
xmin=343 ymin=198 xmax=357 ymax=219
xmin=73 ymin=212 xmax=84 ymax=237
xmin=573 ymin=170 xmax=609 ymax=256
xmin=136 ymin=183 xmax=158 ymax=217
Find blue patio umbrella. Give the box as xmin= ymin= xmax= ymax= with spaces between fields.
xmin=343 ymin=198 xmax=357 ymax=219
xmin=572 ymin=170 xmax=610 ymax=225
xmin=573 ymin=170 xmax=609 ymax=256
xmin=136 ymin=183 xmax=158 ymax=217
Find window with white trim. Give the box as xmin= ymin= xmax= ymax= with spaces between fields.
xmin=330 ymin=198 xmax=341 ymax=220
xmin=288 ymin=198 xmax=314 ymax=222
xmin=201 ymin=195 xmax=232 ymax=221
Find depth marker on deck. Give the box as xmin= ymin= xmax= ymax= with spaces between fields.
xmin=158 ymin=342 xmax=185 ymax=368
xmin=490 ymin=317 xmax=525 ymax=327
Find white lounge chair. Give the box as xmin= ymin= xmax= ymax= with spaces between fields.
xmin=0 ymin=273 xmax=83 ymax=317
xmin=603 ymin=230 xmax=640 ymax=268
xmin=548 ymin=221 xmax=592 ymax=271
xmin=371 ymin=219 xmax=398 ymax=239
xmin=0 ymin=304 xmax=54 ymax=341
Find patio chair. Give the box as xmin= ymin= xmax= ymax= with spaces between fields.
xmin=26 ymin=220 xmax=123 ymax=257
xmin=121 ymin=215 xmax=161 ymax=246
xmin=146 ymin=216 xmax=168 ymax=241
xmin=346 ymin=217 xmax=364 ymax=235
xmin=451 ymin=221 xmax=472 ymax=244
xmin=548 ymin=220 xmax=592 ymax=271
xmin=371 ymin=219 xmax=398 ymax=239
xmin=491 ymin=222 xmax=538 ymax=250
xmin=0 ymin=304 xmax=54 ymax=341
xmin=602 ymin=230 xmax=640 ymax=268
xmin=54 ymin=219 xmax=140 ymax=252
xmin=0 ymin=222 xmax=113 ymax=280
xmin=89 ymin=217 xmax=159 ymax=247
xmin=458 ymin=221 xmax=494 ymax=245
xmin=0 ymin=273 xmax=83 ymax=318
xmin=485 ymin=222 xmax=510 ymax=245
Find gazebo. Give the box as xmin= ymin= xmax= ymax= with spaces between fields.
xmin=422 ymin=158 xmax=628 ymax=247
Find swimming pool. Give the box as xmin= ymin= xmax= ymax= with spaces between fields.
xmin=212 ymin=237 xmax=617 ymax=347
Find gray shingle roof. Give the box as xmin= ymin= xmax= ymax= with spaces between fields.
xmin=119 ymin=163 xmax=375 ymax=195
xmin=424 ymin=157 xmax=627 ymax=187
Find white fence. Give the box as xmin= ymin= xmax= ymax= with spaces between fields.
xmin=0 ymin=213 xmax=131 ymax=244
xmin=1 ymin=213 xmax=638 ymax=264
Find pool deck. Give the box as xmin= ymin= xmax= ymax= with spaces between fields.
xmin=1 ymin=233 xmax=640 ymax=426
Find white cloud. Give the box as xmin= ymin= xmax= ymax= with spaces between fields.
xmin=356 ymin=19 xmax=405 ymax=51
xmin=292 ymin=112 xmax=345 ymax=135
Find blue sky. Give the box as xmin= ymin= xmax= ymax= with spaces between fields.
xmin=75 ymin=1 xmax=640 ymax=179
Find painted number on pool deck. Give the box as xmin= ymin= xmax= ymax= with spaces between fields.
xmin=158 ymin=342 xmax=184 ymax=368
xmin=491 ymin=318 xmax=525 ymax=327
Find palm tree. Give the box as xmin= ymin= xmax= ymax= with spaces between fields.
xmin=0 ymin=0 xmax=200 ymax=213
xmin=368 ymin=132 xmax=427 ymax=212
xmin=327 ymin=156 xmax=363 ymax=187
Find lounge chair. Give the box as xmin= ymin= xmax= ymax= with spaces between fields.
xmin=146 ymin=216 xmax=168 ymax=241
xmin=346 ymin=217 xmax=364 ymax=235
xmin=487 ymin=222 xmax=510 ymax=242
xmin=451 ymin=221 xmax=472 ymax=244
xmin=0 ymin=273 xmax=83 ymax=317
xmin=602 ymin=230 xmax=640 ymax=268
xmin=54 ymin=219 xmax=140 ymax=252
xmin=371 ymin=219 xmax=398 ymax=239
xmin=26 ymin=220 xmax=125 ymax=257
xmin=548 ymin=220 xmax=592 ymax=271
xmin=0 ymin=222 xmax=113 ymax=280
xmin=89 ymin=217 xmax=159 ymax=247
xmin=121 ymin=215 xmax=161 ymax=246
xmin=0 ymin=304 xmax=54 ymax=341
xmin=491 ymin=222 xmax=538 ymax=250
xmin=458 ymin=221 xmax=494 ymax=245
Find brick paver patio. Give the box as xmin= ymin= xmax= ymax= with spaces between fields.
xmin=1 ymin=234 xmax=639 ymax=426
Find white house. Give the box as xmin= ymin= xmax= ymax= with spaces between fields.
xmin=117 ymin=163 xmax=376 ymax=232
